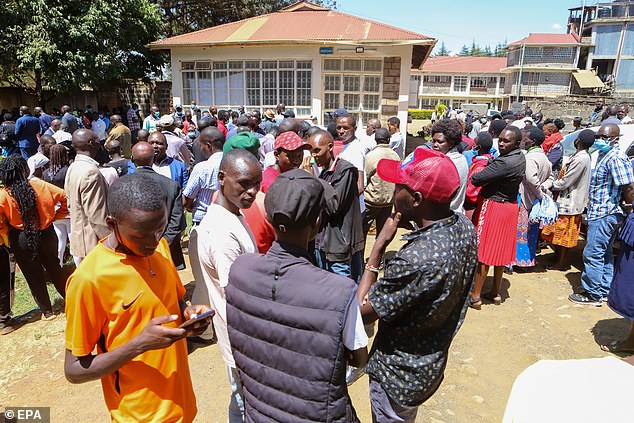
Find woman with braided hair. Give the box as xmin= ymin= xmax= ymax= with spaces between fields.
xmin=43 ymin=144 xmax=72 ymax=266
xmin=0 ymin=154 xmax=68 ymax=322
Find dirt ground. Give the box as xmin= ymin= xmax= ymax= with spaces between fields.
xmin=0 ymin=232 xmax=630 ymax=423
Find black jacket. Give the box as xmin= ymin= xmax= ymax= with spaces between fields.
xmin=316 ymin=158 xmax=365 ymax=261
xmin=471 ymin=148 xmax=526 ymax=203
xmin=135 ymin=167 xmax=185 ymax=244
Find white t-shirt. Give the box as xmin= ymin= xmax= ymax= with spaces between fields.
xmin=339 ymin=138 xmax=366 ymax=213
xmin=92 ymin=119 xmax=107 ymax=140
xmin=198 ymin=203 xmax=257 ymax=368
xmin=342 ymin=296 xmax=369 ymax=351
xmin=503 ymin=357 xmax=634 ymax=423
xmin=447 ymin=149 xmax=468 ymax=214
xmin=52 ymin=130 xmax=72 ymax=143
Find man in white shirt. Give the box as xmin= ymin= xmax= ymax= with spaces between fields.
xmin=618 ymin=104 xmax=632 ymax=124
xmin=159 ymin=115 xmax=192 ymax=165
xmin=387 ymin=116 xmax=405 ymax=159
xmin=360 ymin=118 xmax=381 ymax=156
xmin=50 ymin=119 xmax=72 ymax=144
xmin=90 ymin=112 xmax=107 ymax=141
xmin=336 ymin=115 xmax=366 ymax=212
xmin=197 ymin=148 xmax=262 ymax=423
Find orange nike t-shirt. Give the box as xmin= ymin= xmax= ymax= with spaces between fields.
xmin=65 ymin=238 xmax=197 ymax=422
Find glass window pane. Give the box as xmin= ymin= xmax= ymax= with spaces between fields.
xmin=364 ymin=59 xmax=382 ymax=72
xmin=198 ymin=71 xmax=212 ymax=89
xmin=323 ymin=112 xmax=335 ymax=126
xmin=364 ymin=76 xmax=381 ymax=92
xmin=297 ymin=60 xmax=312 ymax=69
xmin=214 ymin=71 xmax=228 ymax=105
xmin=262 ymin=61 xmax=277 ymax=69
xmin=296 ymin=70 xmax=311 ymax=107
xmin=279 ymin=70 xmax=294 ymax=106
xmin=263 ymin=70 xmax=277 ymax=105
xmin=228 ymin=71 xmax=244 ymax=106
xmin=344 ymin=93 xmax=360 ymax=110
xmin=182 ymin=71 xmax=196 ymax=89
xmin=279 ymin=60 xmax=294 ymax=69
xmin=229 ymin=61 xmax=243 ymax=69
xmin=324 ymin=74 xmax=341 ymax=91
xmin=323 ymin=59 xmax=341 ymax=71
xmin=182 ymin=62 xmax=195 ymax=70
xmin=195 ymin=62 xmax=211 ymax=70
xmin=246 ymin=71 xmax=261 ymax=106
xmin=245 ymin=61 xmax=260 ymax=69
xmin=362 ymin=112 xmax=379 ymax=123
xmin=324 ymin=93 xmax=339 ymax=109
xmin=363 ymin=94 xmax=380 ymax=111
xmin=198 ymin=89 xmax=212 ymax=106
xmin=296 ymin=108 xmax=311 ymax=116
xmin=344 ymin=59 xmax=362 ymax=71
xmin=213 ymin=62 xmax=227 ymax=70
xmin=343 ymin=75 xmax=360 ymax=92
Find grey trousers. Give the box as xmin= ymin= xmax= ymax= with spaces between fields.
xmin=370 ymin=378 xmax=419 ymax=423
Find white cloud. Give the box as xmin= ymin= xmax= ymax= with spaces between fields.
xmin=552 ymin=23 xmax=563 ymax=29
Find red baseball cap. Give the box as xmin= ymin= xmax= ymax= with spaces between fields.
xmin=274 ymin=131 xmax=309 ymax=151
xmin=377 ymin=147 xmax=460 ymax=203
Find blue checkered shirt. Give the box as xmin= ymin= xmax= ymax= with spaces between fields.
xmin=183 ymin=152 xmax=223 ymax=222
xmin=587 ymin=145 xmax=634 ymax=220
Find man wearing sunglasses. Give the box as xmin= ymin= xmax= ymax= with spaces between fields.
xmin=569 ymin=124 xmax=634 ymax=306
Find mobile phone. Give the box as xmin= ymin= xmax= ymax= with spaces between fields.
xmin=179 ymin=310 xmax=215 ymax=329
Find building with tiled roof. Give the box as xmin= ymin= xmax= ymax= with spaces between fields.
xmin=408 ymin=56 xmax=507 ymax=111
xmin=149 ymin=1 xmax=436 ymax=127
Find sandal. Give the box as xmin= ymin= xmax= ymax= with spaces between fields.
xmin=483 ymin=293 xmax=502 ymax=305
xmin=41 ymin=312 xmax=56 ymax=321
xmin=468 ymin=298 xmax=482 ymax=310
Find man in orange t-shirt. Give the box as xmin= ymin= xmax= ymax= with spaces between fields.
xmin=64 ymin=173 xmax=212 ymax=422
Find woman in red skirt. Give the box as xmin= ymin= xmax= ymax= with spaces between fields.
xmin=469 ymin=126 xmax=526 ymax=309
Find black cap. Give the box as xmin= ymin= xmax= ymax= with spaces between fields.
xmin=264 ymin=169 xmax=337 ymax=231
xmin=526 ymin=126 xmax=545 ymax=144
xmin=282 ymin=110 xmax=295 ymax=118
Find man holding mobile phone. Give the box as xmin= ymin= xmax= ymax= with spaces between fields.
xmin=64 ymin=174 xmax=211 ymax=422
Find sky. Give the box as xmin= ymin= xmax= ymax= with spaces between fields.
xmin=336 ymin=0 xmax=588 ymax=54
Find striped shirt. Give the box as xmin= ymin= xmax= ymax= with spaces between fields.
xmin=183 ymin=152 xmax=223 ymax=222
xmin=587 ymin=145 xmax=634 ymax=220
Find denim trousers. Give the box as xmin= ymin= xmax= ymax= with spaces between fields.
xmin=227 ymin=366 xmax=244 ymax=423
xmin=315 ymin=249 xmax=363 ymax=283
xmin=581 ymin=213 xmax=624 ymax=300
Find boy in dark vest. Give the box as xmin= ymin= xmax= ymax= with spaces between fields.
xmin=226 ymin=169 xmax=368 ymax=422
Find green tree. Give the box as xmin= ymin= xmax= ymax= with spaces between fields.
xmin=458 ymin=44 xmax=470 ymax=56
xmin=494 ymin=40 xmax=508 ymax=57
xmin=0 ymin=0 xmax=165 ymax=103
xmin=156 ymin=0 xmax=337 ymax=37
xmin=434 ymin=41 xmax=450 ymax=56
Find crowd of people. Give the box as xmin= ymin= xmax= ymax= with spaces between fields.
xmin=0 ymin=97 xmax=633 ymax=422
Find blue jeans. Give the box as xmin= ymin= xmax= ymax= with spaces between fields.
xmin=581 ymin=213 xmax=624 ymax=300
xmin=315 ymin=250 xmax=363 ymax=283
xmin=227 ymin=366 xmax=244 ymax=423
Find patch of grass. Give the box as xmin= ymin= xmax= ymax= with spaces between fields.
xmin=12 ymin=272 xmax=64 ymax=317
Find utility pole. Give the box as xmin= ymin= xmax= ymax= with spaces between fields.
xmin=516 ymin=37 xmax=527 ymax=103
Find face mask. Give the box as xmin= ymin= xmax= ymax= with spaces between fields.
xmin=594 ymin=139 xmax=612 ymax=152
xmin=87 ymin=108 xmax=93 ymax=113
xmin=480 ymin=118 xmax=487 ymax=124
xmin=188 ymin=133 xmax=197 ymax=139
xmin=99 ymin=115 xmax=104 ymax=119
xmin=153 ymin=112 xmax=160 ymax=118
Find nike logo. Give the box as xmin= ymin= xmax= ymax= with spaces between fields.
xmin=122 ymin=291 xmax=143 ymax=310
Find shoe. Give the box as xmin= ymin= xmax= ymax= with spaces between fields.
xmin=0 ymin=320 xmax=19 ymax=335
xmin=504 ymin=265 xmax=514 ymax=275
xmin=468 ymin=297 xmax=482 ymax=310
xmin=568 ymin=292 xmax=602 ymax=307
xmin=41 ymin=311 xmax=56 ymax=321
xmin=345 ymin=365 xmax=365 ymax=386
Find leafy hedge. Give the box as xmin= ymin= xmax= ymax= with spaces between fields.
xmin=409 ymin=109 xmax=434 ymax=120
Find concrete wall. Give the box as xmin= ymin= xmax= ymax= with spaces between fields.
xmin=507 ymin=47 xmax=577 ymax=67
xmin=524 ymin=95 xmax=631 ymax=129
xmin=505 ymin=71 xmax=572 ymax=97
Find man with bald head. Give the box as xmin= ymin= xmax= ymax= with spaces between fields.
xmin=105 ymin=114 xmax=132 ymax=157
xmin=15 ymin=105 xmax=41 ymax=158
xmin=361 ymin=118 xmax=382 ymax=155
xmin=602 ymin=105 xmax=622 ymax=126
xmin=65 ymin=129 xmax=110 ymax=265
xmin=133 ymin=131 xmax=188 ymax=190
xmin=131 ymin=142 xmax=185 ymax=270
xmin=570 ymin=124 xmax=634 ymax=306
xmin=197 ymin=148 xmax=261 ymax=422
xmin=34 ymin=106 xmax=53 ymax=135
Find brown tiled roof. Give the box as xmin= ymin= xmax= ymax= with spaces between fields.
xmin=149 ymin=1 xmax=433 ymax=48
xmin=508 ymin=33 xmax=580 ymax=46
xmin=419 ymin=56 xmax=507 ymax=74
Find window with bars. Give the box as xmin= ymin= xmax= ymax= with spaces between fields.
xmin=553 ymin=47 xmax=573 ymax=58
xmin=453 ymin=76 xmax=467 ymax=92
xmin=180 ymin=60 xmax=312 ymax=115
xmin=322 ymin=58 xmax=383 ymax=126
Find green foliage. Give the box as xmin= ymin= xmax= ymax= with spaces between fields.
xmin=0 ymin=0 xmax=165 ymax=102
xmin=456 ymin=39 xmax=508 ymax=57
xmin=156 ymin=0 xmax=337 ymax=37
xmin=433 ymin=41 xmax=450 ymax=56
xmin=435 ymin=102 xmax=447 ymax=119
xmin=408 ymin=109 xmax=434 ymax=120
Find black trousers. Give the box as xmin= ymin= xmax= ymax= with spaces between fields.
xmin=9 ymin=225 xmax=66 ymax=314
xmin=363 ymin=205 xmax=393 ymax=240
xmin=0 ymin=246 xmax=15 ymax=323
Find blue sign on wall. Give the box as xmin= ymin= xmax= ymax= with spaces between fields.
xmin=320 ymin=47 xmax=333 ymax=55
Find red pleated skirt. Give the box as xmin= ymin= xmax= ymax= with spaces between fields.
xmin=472 ymin=197 xmax=519 ymax=267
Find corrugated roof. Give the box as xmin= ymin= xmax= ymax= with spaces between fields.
xmin=419 ymin=56 xmax=507 ymax=74
xmin=509 ymin=33 xmax=580 ymax=46
xmin=149 ymin=1 xmax=433 ymax=48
